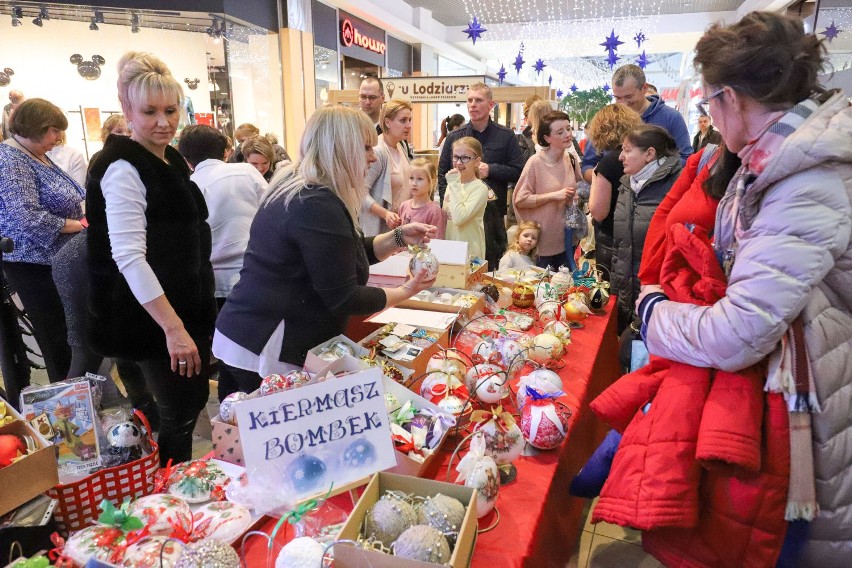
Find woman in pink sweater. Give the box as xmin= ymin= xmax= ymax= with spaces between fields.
xmin=513 ymin=111 xmax=582 ymax=268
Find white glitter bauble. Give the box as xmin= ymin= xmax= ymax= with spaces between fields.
xmin=173 ymin=539 xmax=240 ymax=567
xmin=276 ymin=537 xmax=325 ymax=568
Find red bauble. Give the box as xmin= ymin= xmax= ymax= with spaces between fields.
xmin=0 ymin=434 xmax=25 ymax=468
xmin=520 ymin=401 xmax=570 ymax=450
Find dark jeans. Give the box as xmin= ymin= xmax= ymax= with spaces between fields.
xmin=214 ymin=296 xmax=262 ymax=401
xmin=484 ymin=200 xmax=507 ymax=270
xmin=594 ymin=228 xmax=614 ymax=279
xmin=3 ymin=262 xmax=71 ymax=383
xmin=536 ymin=252 xmax=568 ymax=270
xmin=137 ymin=340 xmax=210 ymax=465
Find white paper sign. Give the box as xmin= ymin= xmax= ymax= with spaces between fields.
xmin=234 ymin=368 xmax=395 ymax=500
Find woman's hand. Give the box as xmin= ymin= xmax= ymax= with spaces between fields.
xmin=385 ymin=210 xmax=401 ymax=229
xmin=551 ymin=188 xmax=573 ymax=202
xmin=400 ymin=268 xmax=436 ymax=297
xmin=60 ymin=219 xmax=85 ymax=234
xmin=165 ymin=325 xmax=202 ymax=377
xmin=400 ymin=222 xmax=438 ymax=245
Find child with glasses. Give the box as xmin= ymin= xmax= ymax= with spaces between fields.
xmin=443 ymin=136 xmax=488 ymax=259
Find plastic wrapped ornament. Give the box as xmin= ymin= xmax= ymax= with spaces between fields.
xmin=496 ymin=286 xmax=514 ymax=309
xmin=517 ymin=369 xmax=563 ymax=409
xmin=511 ymin=284 xmax=535 ymax=308
xmin=416 ymin=494 xmax=466 ymax=545
xmin=169 ymin=460 xmax=229 ymax=503
xmin=473 ymin=408 xmax=525 ymax=465
xmin=408 ymin=244 xmax=440 ymax=280
xmin=550 ymin=266 xmax=574 ymax=297
xmin=276 ymin=537 xmax=324 ymax=568
xmin=471 ymin=337 xmax=500 ymax=363
xmin=105 ymin=421 xmax=143 ymax=462
xmin=537 ymin=300 xmax=564 ymax=326
xmin=527 ymin=333 xmax=565 ymax=364
xmin=364 ymin=493 xmax=418 ymax=548
xmin=385 ymin=392 xmax=400 ymax=413
xmin=563 ymin=294 xmax=592 ymax=325
xmin=465 ymin=363 xmax=507 ymax=404
xmin=127 ymin=494 xmax=193 ymax=536
xmin=420 ymin=371 xmax=457 ymax=400
xmin=286 ymin=454 xmax=327 ymax=493
xmin=259 ymin=374 xmax=289 ymax=396
xmin=63 ymin=525 xmax=126 ymax=566
xmin=173 ymin=539 xmax=240 ymax=568
xmin=589 ymin=281 xmax=611 ymax=311
xmin=425 ymin=351 xmax=468 ymax=380
xmin=534 ymin=282 xmax=561 ymax=309
xmin=317 ymin=340 xmax=355 ymax=362
xmin=393 ymin=525 xmax=451 ymax=564
xmin=192 ymin=501 xmax=252 ymax=542
xmin=121 ymin=536 xmax=182 ymax=568
xmin=455 ymin=433 xmax=499 ymax=518
xmin=520 ymin=390 xmax=571 ymax=450
xmin=219 ymin=391 xmax=249 ymax=425
xmin=495 ymin=337 xmax=525 ymax=378
xmin=542 ymin=320 xmax=572 ymax=345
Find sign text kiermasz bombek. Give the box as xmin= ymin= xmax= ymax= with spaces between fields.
xmin=235 ymin=368 xmax=395 ymax=500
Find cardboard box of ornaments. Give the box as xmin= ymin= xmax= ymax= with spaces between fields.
xmin=0 ymin=399 xmax=59 ymax=517
xmin=335 ymin=472 xmax=478 ymax=568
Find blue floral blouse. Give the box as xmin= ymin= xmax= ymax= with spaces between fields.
xmin=0 ymin=143 xmax=85 ymax=265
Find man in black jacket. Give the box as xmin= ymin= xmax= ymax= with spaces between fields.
xmin=437 ymin=83 xmax=524 ymax=267
xmin=692 ymin=114 xmax=722 ymax=152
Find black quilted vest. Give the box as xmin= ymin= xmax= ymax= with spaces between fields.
xmin=86 ymin=135 xmax=215 ymax=360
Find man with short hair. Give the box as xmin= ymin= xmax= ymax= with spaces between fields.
xmin=581 ymin=65 xmax=692 ymax=181
xmin=438 ymin=82 xmax=524 ymax=267
xmin=645 ymin=84 xmax=658 ymax=96
xmin=692 ymin=114 xmax=722 ymax=152
xmin=1 ymin=90 xmax=24 ymax=140
xmin=359 ymin=76 xmax=385 ymax=135
xmin=177 ymin=125 xmax=268 ymax=399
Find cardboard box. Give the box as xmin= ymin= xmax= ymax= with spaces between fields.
xmin=360 ymin=321 xmax=451 ymax=381
xmin=0 ymin=412 xmax=59 ymax=517
xmin=304 ymin=334 xmax=370 ymax=374
xmin=398 ymin=288 xmax=485 ymax=320
xmin=368 ymin=240 xmax=476 ymax=290
xmin=210 ymin=413 xmax=244 ymax=466
xmin=467 ymin=260 xmax=488 ymax=288
xmin=336 ymin=472 xmax=477 ymax=568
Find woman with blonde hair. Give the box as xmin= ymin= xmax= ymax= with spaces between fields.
xmin=362 ymin=98 xmax=413 ymax=236
xmin=241 ymin=134 xmax=282 ymax=182
xmin=86 ymin=51 xmax=216 ymax=464
xmin=585 ymin=103 xmax=642 ymax=272
xmin=214 ymin=105 xmax=436 ymax=373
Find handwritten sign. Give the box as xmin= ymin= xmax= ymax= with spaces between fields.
xmin=234 ymin=367 xmax=395 ymax=500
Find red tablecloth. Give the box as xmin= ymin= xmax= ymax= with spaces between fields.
xmin=242 ymin=303 xmax=620 ymax=567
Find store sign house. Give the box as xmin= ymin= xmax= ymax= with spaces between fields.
xmin=340 ymin=18 xmax=386 ymax=55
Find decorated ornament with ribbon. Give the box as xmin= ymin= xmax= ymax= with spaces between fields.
xmin=426 ymin=350 xmax=469 ymax=380
xmin=407 ymin=407 xmax=456 ymax=449
xmin=127 ymin=494 xmax=193 ymax=537
xmin=61 ymin=525 xmax=127 ymax=567
xmin=543 ymin=320 xmax=572 ymax=346
xmin=408 ymin=243 xmax=440 ymax=280
xmin=120 ymin=535 xmax=182 ymax=568
xmin=99 ymin=499 xmax=144 ymax=532
xmin=520 ymin=388 xmax=571 ymax=450
xmin=192 ymin=501 xmax=252 ymax=543
xmin=517 ymin=368 xmax=563 ymax=409
xmin=472 ymin=406 xmax=525 ymax=465
xmin=512 ymin=283 xmax=535 ymax=308
xmin=455 ymin=433 xmax=499 ymax=518
xmin=219 ymin=391 xmax=249 ymax=425
xmin=550 ymin=266 xmax=574 ymax=297
xmin=465 ymin=363 xmax=507 ymax=404
xmin=527 ymin=333 xmax=565 ymax=364
xmin=168 ymin=459 xmax=229 ymax=503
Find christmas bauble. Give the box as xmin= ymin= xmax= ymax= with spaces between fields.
xmin=527 ymin=333 xmax=565 ymax=364
xmin=452 ymin=294 xmax=478 ymax=308
xmin=471 ymin=338 xmax=500 ymax=363
xmin=106 ymin=421 xmax=142 ymax=449
xmin=437 ymin=393 xmax=469 ymax=417
xmin=286 ymin=455 xmax=327 ymax=493
xmin=534 ymin=283 xmax=560 ymax=309
xmin=563 ymin=296 xmax=591 ymax=324
xmin=405 ymin=413 xmax=438 ymax=448
xmin=364 ymin=494 xmax=418 ymax=548
xmin=517 ymin=369 xmax=563 ymax=409
xmin=420 ymin=371 xmax=455 ymax=400
xmin=192 ymin=501 xmax=252 ymax=543
xmin=479 ymin=283 xmax=500 ymax=303
xmin=589 ymin=282 xmax=611 ymax=311
xmin=521 ymin=401 xmax=571 ymax=450
xmin=416 ymin=494 xmax=466 ymax=545
xmin=426 ymin=352 xmax=467 ymax=380
xmin=550 ymin=267 xmax=574 ymax=297
xmin=259 ymin=374 xmax=289 ymax=396
xmin=409 ymin=245 xmax=440 ymax=280
xmin=342 ymin=438 xmax=377 ymax=469
xmin=276 ymin=537 xmax=324 ymax=568
xmin=476 ymin=418 xmax=525 ymax=465
xmin=542 ymin=320 xmax=572 ymax=345
xmin=465 ymin=364 xmax=507 ymax=404
xmin=127 ymin=494 xmax=193 ymax=536
xmin=537 ymin=300 xmax=563 ymax=326
xmin=169 ymin=460 xmax=228 ymax=503
xmin=121 ymin=536 xmax=182 ymax=568
xmin=219 ymin=391 xmax=249 ymax=425
xmin=174 ymin=540 xmax=240 ymax=568
xmin=463 ymin=454 xmax=500 ymax=518
xmin=393 ymin=525 xmax=450 ymax=564
xmin=64 ymin=525 xmax=125 ymax=567
xmin=511 ymin=284 xmax=535 ymax=308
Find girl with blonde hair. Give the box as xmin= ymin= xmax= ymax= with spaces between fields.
xmin=499 ymin=220 xmax=541 ymax=270
xmin=362 ymin=98 xmax=413 ymax=236
xmin=444 ymin=136 xmax=488 ymax=258
xmin=397 ymin=157 xmax=447 ymax=238
xmin=86 ymin=51 xmax=215 ymax=464
xmin=214 ymin=105 xmax=437 ymax=373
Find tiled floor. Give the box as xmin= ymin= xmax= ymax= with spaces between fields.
xmin=568 ymin=499 xmax=663 ymax=568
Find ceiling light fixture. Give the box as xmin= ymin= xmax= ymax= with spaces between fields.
xmin=89 ymin=17 xmax=98 ymax=31
xmin=39 ymin=6 xmax=49 ymax=20
xmin=32 ymin=15 xmax=43 ymax=27
xmin=131 ymin=13 xmax=139 ymax=33
xmin=11 ymin=7 xmax=22 ymax=26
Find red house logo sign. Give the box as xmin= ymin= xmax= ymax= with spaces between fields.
xmin=340 ymin=18 xmax=386 ymax=55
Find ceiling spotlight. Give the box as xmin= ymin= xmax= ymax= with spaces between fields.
xmin=131 ymin=13 xmax=139 ymax=33
xmin=205 ymin=18 xmax=217 ymax=37
xmin=94 ymin=10 xmax=104 ymax=23
xmin=11 ymin=6 xmax=22 ymax=26
xmin=219 ymin=19 xmax=228 ymax=37
xmin=39 ymin=7 xmax=49 ymax=20
xmin=89 ymin=17 xmax=98 ymax=31
xmin=32 ymin=16 xmax=43 ymax=27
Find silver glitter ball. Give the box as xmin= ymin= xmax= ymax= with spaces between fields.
xmin=174 ymin=540 xmax=240 ymax=568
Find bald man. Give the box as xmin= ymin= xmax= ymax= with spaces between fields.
xmin=1 ymin=90 xmax=24 ymax=140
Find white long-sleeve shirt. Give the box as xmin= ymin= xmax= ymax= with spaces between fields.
xmin=47 ymin=144 xmax=88 ymax=188
xmin=190 ymin=159 xmax=268 ymax=297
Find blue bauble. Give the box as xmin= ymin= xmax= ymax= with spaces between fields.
xmin=286 ymin=455 xmax=327 ymax=493
xmin=342 ymin=438 xmax=377 ymax=468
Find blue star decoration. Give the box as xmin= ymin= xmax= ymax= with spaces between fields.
xmin=603 ymin=83 xmax=611 ymax=93
xmin=533 ymin=58 xmax=546 ymax=75
xmin=556 ymin=89 xmax=564 ymax=99
xmin=570 ymin=83 xmax=578 ymax=93
xmin=634 ymin=30 xmax=647 ymax=49
xmin=600 ymin=29 xmax=625 ymax=54
xmin=821 ymin=21 xmax=842 ymax=43
xmin=463 ymin=16 xmax=487 ymax=45
xmin=636 ymin=50 xmax=649 ymax=69
xmin=513 ymin=52 xmax=526 ymax=73
xmin=497 ymin=64 xmax=507 ymax=85
xmin=606 ymin=50 xmax=620 ymax=69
